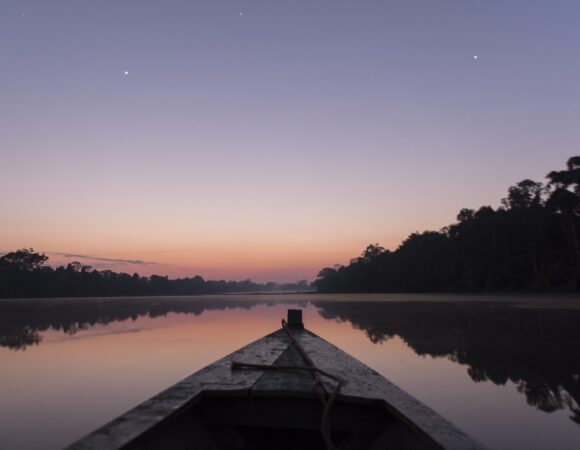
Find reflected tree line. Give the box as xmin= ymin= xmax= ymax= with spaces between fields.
xmin=315 ymin=157 xmax=580 ymax=292
xmin=0 ymin=297 xmax=272 ymax=350
xmin=315 ymin=301 xmax=580 ymax=425
xmin=0 ymin=251 xmax=309 ymax=298
xmin=1 ymin=298 xmax=578 ymax=424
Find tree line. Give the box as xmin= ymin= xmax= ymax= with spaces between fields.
xmin=0 ymin=251 xmax=309 ymax=298
xmin=315 ymin=156 xmax=580 ymax=292
xmin=3 ymin=156 xmax=578 ymax=296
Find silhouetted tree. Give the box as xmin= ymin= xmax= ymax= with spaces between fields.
xmin=546 ymin=157 xmax=580 ymax=281
xmin=501 ymin=179 xmax=547 ymax=210
xmin=361 ymin=243 xmax=386 ymax=261
xmin=315 ymin=156 xmax=580 ymax=293
xmin=457 ymin=208 xmax=475 ymax=223
xmin=0 ymin=248 xmax=48 ymax=271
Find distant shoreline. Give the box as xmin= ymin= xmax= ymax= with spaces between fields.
xmin=1 ymin=291 xmax=579 ymax=310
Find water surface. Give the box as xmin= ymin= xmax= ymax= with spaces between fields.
xmin=1 ymin=294 xmax=579 ymax=450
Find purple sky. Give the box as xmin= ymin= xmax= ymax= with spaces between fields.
xmin=1 ymin=1 xmax=579 ymax=281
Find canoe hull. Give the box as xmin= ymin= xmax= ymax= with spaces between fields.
xmin=66 ymin=328 xmax=484 ymax=450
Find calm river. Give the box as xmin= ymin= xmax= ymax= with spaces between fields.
xmin=1 ymin=294 xmax=579 ymax=450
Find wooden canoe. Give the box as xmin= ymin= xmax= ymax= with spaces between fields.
xmin=66 ymin=310 xmax=484 ymax=450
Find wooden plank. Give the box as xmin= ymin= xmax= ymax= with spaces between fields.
xmin=292 ymin=329 xmax=485 ymax=450
xmin=66 ymin=331 xmax=291 ymax=450
xmin=251 ymin=330 xmax=318 ymax=395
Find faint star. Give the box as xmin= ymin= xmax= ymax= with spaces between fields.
xmin=239 ymin=12 xmax=244 ymax=16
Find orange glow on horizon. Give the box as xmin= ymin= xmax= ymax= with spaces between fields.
xmin=3 ymin=232 xmax=408 ymax=282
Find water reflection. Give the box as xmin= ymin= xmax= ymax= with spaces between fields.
xmin=314 ymin=301 xmax=580 ymax=425
xmin=0 ymin=297 xmax=275 ymax=350
xmin=1 ymin=297 xmax=579 ymax=426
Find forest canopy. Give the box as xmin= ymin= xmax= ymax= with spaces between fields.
xmin=315 ymin=156 xmax=580 ymax=293
xmin=0 ymin=250 xmax=309 ymax=298
xmin=2 ymin=157 xmax=579 ymax=297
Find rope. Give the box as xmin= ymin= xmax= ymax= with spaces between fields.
xmin=231 ymin=319 xmax=343 ymax=450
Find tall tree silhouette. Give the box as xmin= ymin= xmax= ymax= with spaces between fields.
xmin=316 ymin=156 xmax=580 ymax=293
xmin=0 ymin=248 xmax=48 ymax=271
xmin=546 ymin=157 xmax=580 ymax=279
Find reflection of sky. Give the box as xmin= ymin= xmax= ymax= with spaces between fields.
xmin=1 ymin=299 xmax=579 ymax=450
xmin=1 ymin=1 xmax=580 ymax=281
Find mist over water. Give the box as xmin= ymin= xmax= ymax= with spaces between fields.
xmin=1 ymin=294 xmax=579 ymax=450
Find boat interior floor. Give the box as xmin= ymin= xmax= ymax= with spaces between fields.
xmin=125 ymin=395 xmax=441 ymax=450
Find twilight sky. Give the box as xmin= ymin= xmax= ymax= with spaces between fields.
xmin=1 ymin=0 xmax=579 ymax=281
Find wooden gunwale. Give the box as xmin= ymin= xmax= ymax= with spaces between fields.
xmin=66 ymin=328 xmax=485 ymax=450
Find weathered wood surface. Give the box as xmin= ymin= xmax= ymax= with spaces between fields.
xmin=251 ymin=334 xmax=318 ymax=395
xmin=67 ymin=326 xmax=484 ymax=450
xmin=291 ymin=329 xmax=484 ymax=450
xmin=66 ymin=332 xmax=290 ymax=450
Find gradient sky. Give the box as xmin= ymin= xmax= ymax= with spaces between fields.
xmin=1 ymin=1 xmax=579 ymax=281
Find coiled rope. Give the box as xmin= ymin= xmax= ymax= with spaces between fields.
xmin=231 ymin=319 xmax=344 ymax=450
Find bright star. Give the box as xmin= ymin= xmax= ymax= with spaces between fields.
xmin=473 ymin=55 xmax=479 ymax=60
xmin=123 ymin=70 xmax=129 ymax=76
